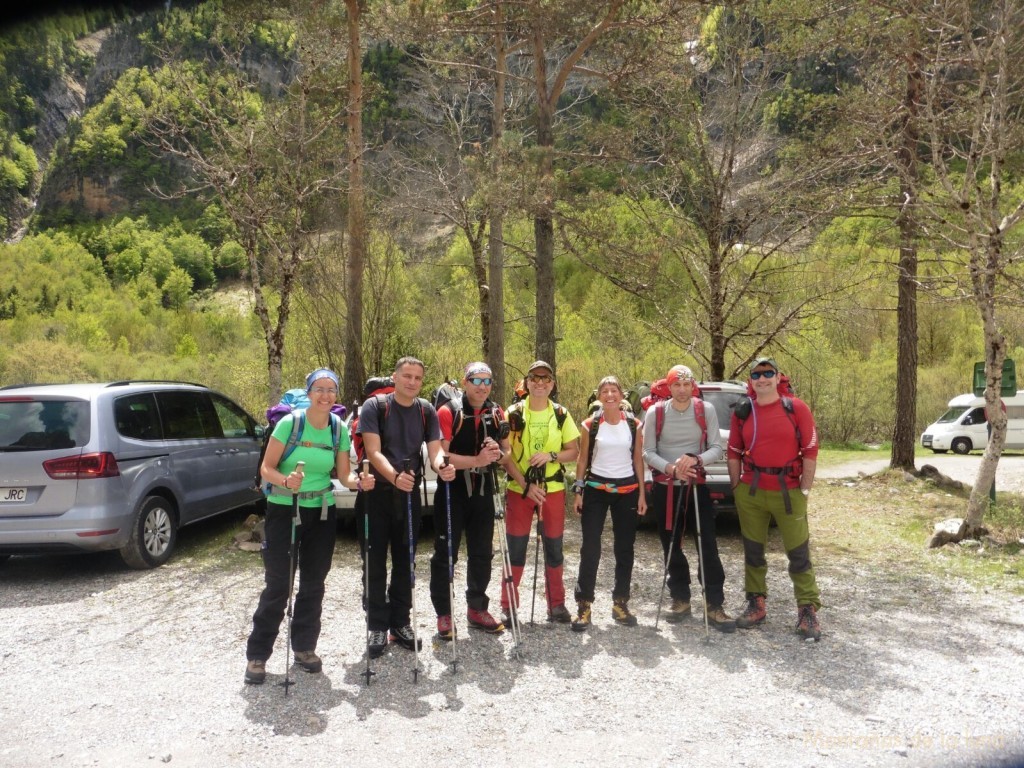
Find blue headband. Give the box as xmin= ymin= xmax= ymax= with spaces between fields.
xmin=306 ymin=368 xmax=340 ymax=392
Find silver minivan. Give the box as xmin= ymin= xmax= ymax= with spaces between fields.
xmin=0 ymin=381 xmax=263 ymax=568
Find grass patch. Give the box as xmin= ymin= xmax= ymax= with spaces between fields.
xmin=816 ymin=469 xmax=1024 ymax=594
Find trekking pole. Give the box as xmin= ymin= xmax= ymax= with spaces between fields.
xmin=492 ymin=474 xmax=523 ymax=657
xmin=280 ymin=460 xmax=304 ymax=695
xmin=442 ymin=455 xmax=458 ymax=673
xmin=359 ymin=459 xmax=375 ymax=686
xmin=692 ymin=482 xmax=710 ymax=643
xmin=404 ymin=458 xmax=421 ymax=683
xmin=654 ymin=477 xmax=680 ymax=631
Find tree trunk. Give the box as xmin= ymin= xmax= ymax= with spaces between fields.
xmin=343 ymin=0 xmax=367 ymax=405
xmin=891 ymin=55 xmax=923 ymax=472
xmin=488 ymin=1 xmax=507 ymax=401
xmin=532 ymin=27 xmax=556 ymax=367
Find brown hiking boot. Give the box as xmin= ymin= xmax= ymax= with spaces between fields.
xmin=571 ymin=601 xmax=592 ymax=632
xmin=707 ymin=605 xmax=737 ymax=633
xmin=796 ymin=604 xmax=821 ymax=641
xmin=294 ymin=650 xmax=322 ymax=673
xmin=736 ymin=595 xmax=767 ymax=629
xmin=547 ymin=604 xmax=572 ymax=623
xmin=665 ymin=599 xmax=691 ymax=623
xmin=612 ymin=597 xmax=638 ymax=627
xmin=244 ymin=659 xmax=266 ymax=685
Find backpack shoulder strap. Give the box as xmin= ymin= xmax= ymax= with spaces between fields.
xmin=280 ymin=411 xmax=306 ymax=463
xmin=329 ymin=412 xmax=342 ymax=456
xmin=552 ymin=402 xmax=568 ymax=430
xmin=693 ymin=398 xmax=707 ymax=452
xmin=655 ymin=400 xmax=668 ymax=443
xmin=584 ymin=415 xmax=600 ymax=474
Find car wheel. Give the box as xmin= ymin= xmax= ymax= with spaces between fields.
xmin=120 ymin=495 xmax=178 ymax=569
xmin=951 ymin=438 xmax=972 ymax=455
xmin=931 ymin=449 xmax=948 ymax=454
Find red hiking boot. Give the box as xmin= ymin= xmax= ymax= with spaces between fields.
xmin=467 ymin=608 xmax=504 ymax=634
xmin=796 ymin=604 xmax=821 ymax=641
xmin=736 ymin=595 xmax=767 ymax=629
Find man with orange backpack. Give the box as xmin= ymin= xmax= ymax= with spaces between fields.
xmin=642 ymin=364 xmax=736 ymax=631
xmin=727 ymin=357 xmax=822 ymax=641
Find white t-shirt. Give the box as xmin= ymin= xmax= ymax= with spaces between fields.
xmin=590 ymin=419 xmax=634 ymax=478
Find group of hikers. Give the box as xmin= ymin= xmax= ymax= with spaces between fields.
xmin=243 ymin=354 xmax=822 ymax=686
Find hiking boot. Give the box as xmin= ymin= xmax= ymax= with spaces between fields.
xmin=707 ymin=606 xmax=737 ymax=634
xmin=500 ymin=609 xmax=516 ymax=628
xmin=437 ymin=615 xmax=455 ymax=641
xmin=796 ymin=604 xmax=821 ymax=641
xmin=571 ymin=601 xmax=592 ymax=632
xmin=467 ymin=608 xmax=505 ymax=634
xmin=368 ymin=630 xmax=388 ymax=658
xmin=390 ymin=624 xmax=423 ymax=651
xmin=547 ymin=604 xmax=572 ymax=624
xmin=736 ymin=595 xmax=767 ymax=629
xmin=244 ymin=659 xmax=266 ymax=685
xmin=612 ymin=598 xmax=638 ymax=627
xmin=664 ymin=599 xmax=691 ymax=624
xmin=294 ymin=650 xmax=322 ymax=673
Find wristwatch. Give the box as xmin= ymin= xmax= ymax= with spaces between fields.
xmin=550 ymin=451 xmax=558 ymax=462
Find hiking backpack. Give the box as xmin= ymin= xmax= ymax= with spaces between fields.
xmin=732 ymin=373 xmax=803 ymax=472
xmin=350 ymin=376 xmax=395 ymax=464
xmin=257 ymin=388 xmax=346 ymax=495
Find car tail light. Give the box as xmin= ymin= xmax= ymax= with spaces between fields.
xmin=43 ymin=452 xmax=121 ymax=479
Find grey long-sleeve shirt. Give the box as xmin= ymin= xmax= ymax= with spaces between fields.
xmin=642 ymin=399 xmax=724 ymax=479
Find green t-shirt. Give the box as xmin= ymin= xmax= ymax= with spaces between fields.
xmin=266 ymin=412 xmax=351 ymax=508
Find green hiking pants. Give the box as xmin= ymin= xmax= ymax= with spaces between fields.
xmin=735 ymin=481 xmax=821 ymax=609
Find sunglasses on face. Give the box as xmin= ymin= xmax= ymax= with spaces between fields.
xmin=528 ymin=374 xmax=553 ymax=383
xmin=750 ymin=370 xmax=777 ymax=380
xmin=467 ymin=377 xmax=492 ymax=386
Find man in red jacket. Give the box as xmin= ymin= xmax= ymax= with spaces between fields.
xmin=727 ymin=357 xmax=822 ymax=641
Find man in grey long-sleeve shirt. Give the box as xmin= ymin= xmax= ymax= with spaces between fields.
xmin=642 ymin=364 xmax=736 ymax=631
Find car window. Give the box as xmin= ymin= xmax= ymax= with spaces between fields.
xmin=114 ymin=393 xmax=163 ymax=441
xmin=156 ymin=391 xmax=222 ymax=439
xmin=0 ymin=398 xmax=90 ymax=450
xmin=937 ymin=406 xmax=968 ymax=424
xmin=703 ymin=391 xmax=745 ymax=423
xmin=963 ymin=407 xmax=986 ymax=426
xmin=211 ymin=394 xmax=255 ymax=438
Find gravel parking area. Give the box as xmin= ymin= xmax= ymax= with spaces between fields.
xmin=1 ymin=481 xmax=1023 ymax=768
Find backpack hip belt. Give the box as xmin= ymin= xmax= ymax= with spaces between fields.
xmin=744 ymin=462 xmax=798 ymax=515
xmin=268 ymin=483 xmax=334 ymax=521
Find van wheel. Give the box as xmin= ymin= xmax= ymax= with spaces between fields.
xmin=951 ymin=438 xmax=972 ymax=455
xmin=120 ymin=495 xmax=177 ymax=569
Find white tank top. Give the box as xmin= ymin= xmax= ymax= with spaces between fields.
xmin=590 ymin=419 xmax=634 ymax=478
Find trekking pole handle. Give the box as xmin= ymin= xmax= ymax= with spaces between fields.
xmin=358 ymin=459 xmax=368 ymax=491
xmin=289 ymin=461 xmax=305 ymax=491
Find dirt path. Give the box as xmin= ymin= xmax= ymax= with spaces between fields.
xmin=819 ymin=452 xmax=1024 ymax=494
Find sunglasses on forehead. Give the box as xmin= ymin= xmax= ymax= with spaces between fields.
xmin=467 ymin=376 xmax=492 ymax=386
xmin=750 ymin=369 xmax=777 ymax=380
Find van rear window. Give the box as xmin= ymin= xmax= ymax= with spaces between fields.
xmin=0 ymin=399 xmax=90 ymax=451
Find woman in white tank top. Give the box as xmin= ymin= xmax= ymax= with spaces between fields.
xmin=569 ymin=376 xmax=647 ymax=630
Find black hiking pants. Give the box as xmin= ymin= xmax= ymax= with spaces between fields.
xmin=428 ymin=477 xmax=496 ymax=616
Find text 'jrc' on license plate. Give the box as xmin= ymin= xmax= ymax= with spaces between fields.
xmin=1 ymin=487 xmax=27 ymax=502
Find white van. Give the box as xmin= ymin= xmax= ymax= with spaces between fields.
xmin=921 ymin=391 xmax=1024 ymax=454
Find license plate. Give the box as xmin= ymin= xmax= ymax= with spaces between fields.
xmin=0 ymin=487 xmax=27 ymax=502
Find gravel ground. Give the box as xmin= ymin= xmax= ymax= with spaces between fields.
xmin=2 ymin=466 xmax=1023 ymax=768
